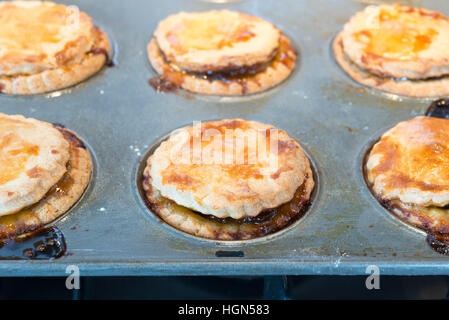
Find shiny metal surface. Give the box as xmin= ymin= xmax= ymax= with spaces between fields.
xmin=0 ymin=0 xmax=448 ymax=276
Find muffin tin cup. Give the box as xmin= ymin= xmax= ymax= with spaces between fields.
xmin=356 ymin=127 xmax=429 ymax=238
xmin=133 ymin=124 xmax=321 ymax=247
xmin=1 ymin=0 xmax=449 ymax=277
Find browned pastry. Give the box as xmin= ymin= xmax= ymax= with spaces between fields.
xmin=148 ymin=10 xmax=296 ymax=96
xmin=366 ymin=116 xmax=449 ymax=234
xmin=0 ymin=113 xmax=92 ymax=239
xmin=0 ymin=1 xmax=111 ymax=95
xmin=142 ymin=119 xmax=315 ymax=240
xmin=334 ymin=4 xmax=449 ymax=98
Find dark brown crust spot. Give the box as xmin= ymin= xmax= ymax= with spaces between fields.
xmin=26 ymin=166 xmax=43 ymax=178
xmin=149 ymin=77 xmax=178 ymax=93
xmin=163 ymin=173 xmax=197 ymax=190
xmin=270 ymin=165 xmax=292 ymax=180
xmin=276 ymin=140 xmax=298 ymax=154
xmin=89 ymin=47 xmax=113 ymax=67
xmin=88 ymin=26 xmax=114 ymax=67
xmin=202 ymin=119 xmax=251 ymax=133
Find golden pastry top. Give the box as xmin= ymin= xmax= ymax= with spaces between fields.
xmin=367 ymin=116 xmax=449 ymax=207
xmin=354 ymin=5 xmax=441 ymax=60
xmin=0 ymin=1 xmax=96 ymax=76
xmin=0 ymin=113 xmax=70 ymax=216
xmin=154 ymin=10 xmax=281 ymax=72
xmin=0 ymin=119 xmax=39 ymax=185
xmin=148 ymin=119 xmax=309 ymax=219
xmin=165 ymin=11 xmax=256 ymax=54
xmin=0 ymin=2 xmax=65 ymax=45
xmin=341 ymin=4 xmax=449 ymax=79
xmin=159 ymin=119 xmax=300 ymax=192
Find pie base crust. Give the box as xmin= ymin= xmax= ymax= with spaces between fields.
xmin=0 ymin=27 xmax=110 ymax=95
xmin=143 ymin=163 xmax=314 ymax=241
xmin=381 ymin=199 xmax=449 ymax=235
xmin=0 ymin=127 xmax=92 ymax=239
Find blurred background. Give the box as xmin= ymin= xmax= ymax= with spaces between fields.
xmin=1 ymin=275 xmax=448 ymax=300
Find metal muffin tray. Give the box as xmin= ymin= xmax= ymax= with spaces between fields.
xmin=1 ymin=0 xmax=448 ymax=277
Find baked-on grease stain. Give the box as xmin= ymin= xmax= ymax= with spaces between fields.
xmin=0 ymin=226 xmax=66 ymax=260
xmin=149 ymin=77 xmax=179 ymax=93
xmin=426 ymin=234 xmax=449 ymax=255
xmin=425 ymin=99 xmax=449 ymax=119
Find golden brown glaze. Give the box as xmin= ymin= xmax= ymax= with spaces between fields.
xmin=368 ymin=117 xmax=449 ymax=198
xmin=364 ymin=117 xmax=449 ymax=249
xmin=355 ymin=7 xmax=440 ymax=63
xmin=0 ymin=2 xmax=70 ymax=64
xmin=0 ymin=138 xmax=39 ymax=185
xmin=336 ymin=3 xmax=449 ymax=97
xmin=159 ymin=120 xmax=300 ymax=199
xmin=0 ymin=1 xmax=111 ymax=95
xmin=165 ymin=15 xmax=256 ymax=54
xmin=0 ymin=1 xmax=95 ymax=73
xmin=0 ymin=118 xmax=41 ymax=185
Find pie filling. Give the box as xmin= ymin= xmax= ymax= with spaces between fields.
xmin=143 ymin=173 xmax=313 ymax=239
xmin=0 ymin=126 xmax=86 ymax=239
xmin=150 ymin=35 xmax=296 ymax=93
